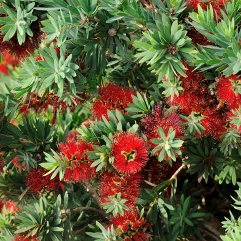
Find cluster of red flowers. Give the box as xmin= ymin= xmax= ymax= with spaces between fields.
xmin=111 ymin=209 xmax=150 ymax=241
xmin=99 ymin=172 xmax=142 ymax=208
xmin=51 ymin=85 xmax=152 ymax=239
xmin=143 ymin=157 xmax=179 ymax=187
xmin=142 ymin=108 xmax=184 ymax=160
xmin=59 ymin=139 xmax=96 ymax=183
xmin=112 ymin=132 xmax=148 ymax=175
xmin=166 ymin=64 xmax=228 ymax=139
xmin=216 ymin=75 xmax=241 ymax=109
xmin=141 ymin=105 xmax=183 ymax=145
xmin=216 ymin=75 xmax=241 ymax=134
xmin=98 ymin=163 xmax=150 ymax=238
xmin=26 ymin=168 xmax=63 ymax=195
xmin=168 ymin=64 xmax=211 ymax=115
xmin=92 ymin=83 xmax=136 ymax=119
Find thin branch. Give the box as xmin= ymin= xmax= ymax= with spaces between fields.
xmin=19 ymin=186 xmax=30 ymax=201
xmin=169 ymin=163 xmax=187 ymax=181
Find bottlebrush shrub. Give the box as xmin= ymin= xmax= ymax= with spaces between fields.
xmin=0 ymin=1 xmax=241 ymax=241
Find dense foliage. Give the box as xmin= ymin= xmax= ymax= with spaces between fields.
xmin=0 ymin=0 xmax=241 ymax=240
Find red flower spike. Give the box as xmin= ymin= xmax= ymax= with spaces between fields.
xmin=99 ymin=172 xmax=142 ymax=208
xmin=26 ymin=168 xmax=63 ymax=195
xmin=167 ymin=64 xmax=214 ymax=114
xmin=92 ymin=99 xmax=113 ymax=119
xmin=216 ymin=75 xmax=241 ymax=109
xmin=66 ymin=130 xmax=81 ymax=142
xmin=92 ymin=84 xmax=136 ymax=119
xmin=168 ymin=91 xmax=208 ymax=115
xmin=141 ymin=106 xmax=184 ymax=143
xmin=110 ymin=209 xmax=150 ymax=240
xmin=59 ymin=141 xmax=96 ymax=183
xmin=112 ymin=132 xmax=148 ymax=175
xmin=200 ymin=107 xmax=227 ymax=139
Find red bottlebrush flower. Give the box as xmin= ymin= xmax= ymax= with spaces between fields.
xmin=26 ymin=168 xmax=63 ymax=195
xmin=4 ymin=200 xmax=19 ymax=213
xmin=92 ymin=84 xmax=136 ymax=119
xmin=99 ymin=83 xmax=135 ymax=104
xmin=141 ymin=105 xmax=184 ymax=142
xmin=168 ymin=90 xmax=208 ymax=115
xmin=59 ymin=141 xmax=96 ymax=183
xmin=216 ymin=75 xmax=241 ymax=109
xmin=111 ymin=209 xmax=150 ymax=240
xmin=201 ymin=107 xmax=227 ymax=139
xmin=167 ymin=64 xmax=213 ymax=114
xmin=59 ymin=141 xmax=91 ymax=160
xmin=13 ymin=234 xmax=39 ymax=241
xmin=99 ymin=172 xmax=142 ymax=208
xmin=92 ymin=99 xmax=113 ymax=119
xmin=0 ymin=63 xmax=9 ymax=75
xmin=112 ymin=132 xmax=148 ymax=175
xmin=66 ymin=130 xmax=81 ymax=142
